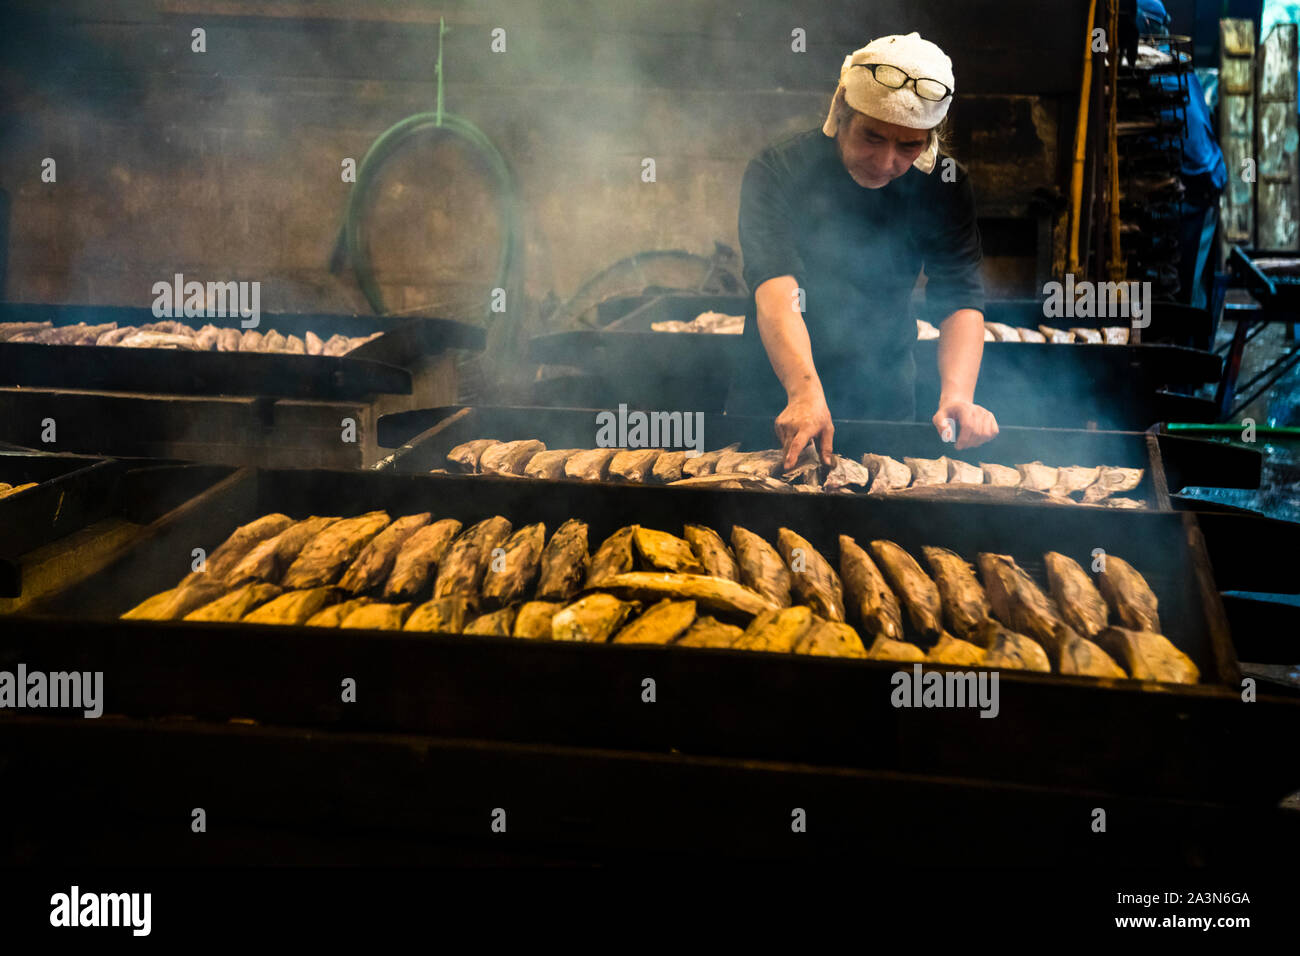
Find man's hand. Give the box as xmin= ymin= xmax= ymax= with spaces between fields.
xmin=776 ymin=391 xmax=834 ymax=469
xmin=933 ymin=399 xmax=998 ymax=451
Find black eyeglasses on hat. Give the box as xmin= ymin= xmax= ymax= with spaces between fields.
xmin=853 ymin=63 xmax=952 ymax=102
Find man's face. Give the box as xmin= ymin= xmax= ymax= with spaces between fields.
xmin=836 ymin=112 xmax=929 ymax=189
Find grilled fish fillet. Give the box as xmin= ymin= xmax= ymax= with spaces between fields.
xmin=905 ymin=457 xmax=948 ymax=486
xmin=432 ymin=516 xmax=513 ymax=607
xmin=513 ymin=600 xmax=563 ymax=639
xmin=921 ymin=546 xmax=992 ymax=642
xmin=652 ymin=450 xmax=690 ymax=482
xmin=479 ymin=439 xmax=545 ymax=476
xmin=226 ymin=516 xmax=340 ymax=585
xmin=447 ymin=439 xmax=500 ymax=473
xmin=182 ymin=513 xmax=294 ymax=588
xmin=1094 ymin=627 xmax=1198 ymax=683
xmin=777 ymin=528 xmax=844 ymax=621
xmin=978 ymin=621 xmax=1052 ymax=671
xmin=634 ymin=527 xmax=705 ymax=573
xmin=609 ymin=448 xmax=663 ymax=482
xmin=866 ymin=635 xmax=926 ymax=662
xmin=536 ymin=519 xmax=590 ymax=601
xmin=403 ymin=595 xmax=471 ymax=634
xmin=862 ymin=454 xmax=912 ymax=492
xmin=1050 ymin=465 xmax=1101 ymax=497
xmin=121 ymin=580 xmax=226 ymax=621
xmin=794 ymin=618 xmax=867 ymax=658
xmin=980 ymin=463 xmax=1021 ymax=487
xmin=587 ymin=525 xmax=638 ymax=586
xmin=730 ymin=526 xmax=792 ymax=608
xmin=840 ymin=535 xmax=906 ymax=640
xmin=1096 ymin=554 xmax=1161 ymax=632
xmin=383 ymin=518 xmax=463 ymax=601
xmin=184 ymin=583 xmax=283 ymax=622
xmin=926 ymin=632 xmax=988 ymax=666
xmin=1081 ymin=466 xmax=1144 ymax=503
xmin=681 ymin=443 xmax=740 ymax=478
xmin=612 ymin=599 xmax=697 ymax=644
xmin=481 ymin=522 xmax=546 ymax=608
xmin=282 ymin=511 xmax=391 ymax=589
xmin=868 ymin=540 xmax=943 ymax=640
xmin=524 ymin=449 xmax=581 ymax=480
xmin=1043 ymin=551 xmax=1109 ymax=639
xmin=598 ymin=572 xmax=776 ymax=618
xmin=464 ymin=606 xmax=519 ymax=636
xmin=677 ymin=616 xmax=744 ymax=648
xmin=242 ymin=587 xmax=336 ymax=625
xmin=735 ymin=606 xmax=812 ymax=653
xmin=824 ymin=455 xmax=873 ymax=492
xmin=732 ymin=449 xmax=786 ymax=478
xmin=551 ymin=593 xmax=639 ymax=642
xmin=338 ymin=513 xmax=431 ymax=594
xmin=305 ymin=597 xmax=373 ymax=627
xmin=1015 ymin=462 xmax=1058 ymax=492
xmin=1057 ymin=631 xmax=1128 ymax=678
xmin=683 ymin=524 xmax=740 ymax=582
xmin=977 ymin=552 xmax=1060 ymax=649
xmin=944 ymin=458 xmax=985 ymax=485
xmin=564 ymin=448 xmax=619 ymax=481
xmin=340 ymin=602 xmax=412 ymax=630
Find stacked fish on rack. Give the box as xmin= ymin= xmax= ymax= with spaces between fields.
xmin=120 ymin=509 xmax=1197 ymax=685
xmin=916 ymin=319 xmax=1132 ymax=344
xmin=0 ymin=321 xmax=381 ymax=355
xmin=441 ymin=439 xmax=1147 ymax=507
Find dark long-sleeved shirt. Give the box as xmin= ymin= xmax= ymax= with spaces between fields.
xmin=737 ymin=128 xmax=985 ymax=420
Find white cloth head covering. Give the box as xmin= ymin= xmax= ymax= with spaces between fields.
xmin=822 ymin=32 xmax=955 ymax=175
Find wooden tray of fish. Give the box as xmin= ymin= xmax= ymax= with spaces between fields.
xmin=8 ymin=465 xmax=1293 ymax=805
xmin=0 ymin=303 xmax=484 ymax=400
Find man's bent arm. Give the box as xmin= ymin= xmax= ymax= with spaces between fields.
xmin=755 ymin=275 xmax=823 ymax=400
xmin=936 ymin=308 xmax=985 ymax=405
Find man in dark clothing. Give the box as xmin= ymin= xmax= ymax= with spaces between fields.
xmin=738 ymin=32 xmax=997 ymax=467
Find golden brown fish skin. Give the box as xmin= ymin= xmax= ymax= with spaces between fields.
xmin=242 ymin=587 xmax=336 ymax=625
xmin=536 ymin=519 xmax=590 ymax=601
xmin=868 ymin=540 xmax=943 ymax=640
xmin=513 ymin=601 xmax=563 ymax=639
xmin=652 ymin=450 xmax=690 ymax=482
xmin=730 ymin=526 xmax=792 ymax=608
xmin=1043 ymin=551 xmax=1109 ymax=639
xmin=921 ymin=546 xmax=992 ymax=643
xmin=977 ymin=552 xmax=1061 ymax=649
xmin=282 ymin=511 xmax=391 ymax=590
xmin=1057 ymin=632 xmax=1127 ymax=678
xmin=609 ymin=449 xmax=663 ymax=482
xmin=184 ymin=583 xmax=283 ymax=622
xmin=383 ymin=519 xmax=463 ymax=601
xmin=447 ymin=439 xmax=500 ymax=473
xmin=978 ymin=620 xmax=1052 ymax=672
xmin=734 ymin=606 xmax=813 ymax=653
xmin=683 ymin=524 xmax=740 ymax=582
xmin=776 ymin=528 xmax=844 ymax=621
xmin=403 ymin=595 xmax=471 ymax=634
xmin=794 ymin=619 xmax=867 ymax=658
xmin=340 ymin=602 xmax=412 ymax=630
xmin=633 ymin=527 xmax=705 ymax=574
xmin=338 ymin=513 xmax=432 ymax=595
xmin=925 ymin=632 xmax=988 ymax=666
xmin=677 ymin=616 xmax=744 ymax=648
xmin=1094 ymin=627 xmax=1198 ymax=684
xmin=305 ymin=597 xmax=373 ymax=627
xmin=611 ymin=599 xmax=697 ymax=645
xmin=551 ymin=593 xmax=639 ymax=642
xmin=464 ymin=606 xmax=519 ymax=636
xmin=599 ymin=572 xmax=776 ymax=618
xmin=122 ymin=579 xmax=227 ymax=621
xmin=432 ymin=516 xmax=513 ymax=607
xmin=481 ymin=522 xmax=547 ymax=609
xmin=1096 ymin=555 xmax=1161 ymax=633
xmin=564 ymin=448 xmax=619 ymax=481
xmin=866 ymin=635 xmax=926 ymax=662
xmin=479 ymin=439 xmax=546 ymax=476
xmin=839 ymin=535 xmax=905 ymax=641
xmin=585 ymin=526 xmax=637 ymax=586
xmin=181 ymin=513 xmax=295 ymax=587
xmin=226 ymin=516 xmax=340 ymax=586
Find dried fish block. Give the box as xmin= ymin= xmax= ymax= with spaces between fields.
xmin=305 ymin=598 xmax=373 ymax=627
xmin=586 ymin=525 xmax=637 ymax=587
xmin=599 ymin=572 xmax=776 ymax=619
xmin=905 ymin=457 xmax=948 ymax=486
xmin=1096 ymin=554 xmax=1161 ymax=632
xmin=564 ymin=448 xmax=619 ymax=481
xmin=242 ymin=587 xmax=336 ymax=625
xmin=794 ymin=619 xmax=867 ymax=658
xmin=340 ymin=602 xmax=412 ymax=630
xmin=404 ymin=596 xmax=471 ymax=634
xmin=479 ymin=439 xmax=545 ymax=476
xmin=185 ymin=583 xmax=283 ymax=622
xmin=634 ymin=527 xmax=705 ymax=574
xmin=1095 ymin=627 xmax=1197 ymax=684
xmin=226 ymin=516 xmax=340 ymax=586
xmin=464 ymin=606 xmax=519 ymax=636
xmin=677 ymin=616 xmax=744 ymax=648
xmin=734 ymin=606 xmax=812 ymax=653
xmin=612 ymin=599 xmax=697 ymax=645
xmin=281 ymin=511 xmax=391 ymax=589
xmin=866 ymin=636 xmax=926 ymax=662
xmin=338 ymin=513 xmax=432 ymax=594
xmin=537 ymin=519 xmax=590 ymax=601
xmin=481 ymin=522 xmax=546 ymax=608
xmin=609 ymin=448 xmax=663 ymax=482
xmin=683 ymin=524 xmax=740 ymax=582
xmin=524 ymin=449 xmax=581 ymax=480
xmin=447 ymin=439 xmax=500 ymax=473
xmin=551 ymin=593 xmax=639 ymax=642
xmin=840 ymin=535 xmax=905 ymax=641
xmin=731 ymin=526 xmax=791 ymax=608
xmin=980 ymin=463 xmax=1020 ymax=487
xmin=383 ymin=519 xmax=463 ymax=601
xmin=869 ymin=540 xmax=943 ymax=639
xmin=513 ymin=601 xmax=563 ymax=639
xmin=777 ymin=528 xmax=844 ymax=621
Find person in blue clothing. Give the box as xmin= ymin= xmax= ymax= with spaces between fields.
xmin=1134 ymin=0 xmax=1229 ymax=309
